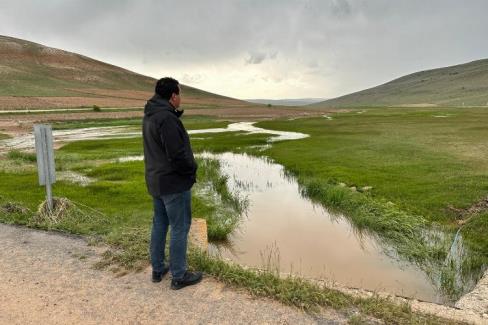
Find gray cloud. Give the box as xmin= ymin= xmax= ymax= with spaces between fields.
xmin=0 ymin=0 xmax=487 ymax=98
xmin=246 ymin=52 xmax=268 ymax=65
xmin=328 ymin=0 xmax=353 ymax=17
xmin=245 ymin=51 xmax=278 ymax=65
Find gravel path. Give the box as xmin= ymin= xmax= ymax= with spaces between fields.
xmin=456 ymin=270 xmax=488 ymax=318
xmin=0 ymin=223 xmax=346 ymax=324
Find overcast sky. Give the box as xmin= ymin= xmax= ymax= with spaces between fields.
xmin=1 ymin=0 xmax=487 ymax=99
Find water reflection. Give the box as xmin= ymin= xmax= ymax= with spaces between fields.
xmin=200 ymin=152 xmax=444 ymax=303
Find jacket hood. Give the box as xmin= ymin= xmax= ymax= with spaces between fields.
xmin=144 ymin=94 xmax=176 ymax=117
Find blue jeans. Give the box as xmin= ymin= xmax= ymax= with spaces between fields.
xmin=150 ymin=190 xmax=192 ymax=280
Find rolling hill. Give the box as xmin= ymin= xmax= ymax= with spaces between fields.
xmin=313 ymin=59 xmax=488 ymax=108
xmin=0 ymin=35 xmax=244 ymax=109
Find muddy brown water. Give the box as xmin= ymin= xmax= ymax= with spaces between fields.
xmin=200 ymin=152 xmax=443 ymax=303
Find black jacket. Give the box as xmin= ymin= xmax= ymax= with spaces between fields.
xmin=142 ymin=94 xmax=197 ymax=196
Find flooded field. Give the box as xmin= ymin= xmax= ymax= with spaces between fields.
xmin=0 ymin=122 xmax=307 ymax=153
xmin=201 ymin=152 xmax=452 ymax=303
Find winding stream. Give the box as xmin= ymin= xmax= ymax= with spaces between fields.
xmin=200 ymin=152 xmax=444 ymax=303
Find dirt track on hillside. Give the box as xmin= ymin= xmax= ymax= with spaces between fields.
xmin=0 ymin=96 xmax=145 ymax=110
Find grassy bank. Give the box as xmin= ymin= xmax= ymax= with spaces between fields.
xmin=255 ymin=107 xmax=488 ymax=298
xmin=194 ymin=158 xmax=247 ymax=240
xmin=0 ymin=156 xmax=244 ymax=239
xmin=188 ymin=250 xmax=463 ymax=324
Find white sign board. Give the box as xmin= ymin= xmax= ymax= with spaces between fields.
xmin=34 ymin=124 xmax=56 ymax=186
xmin=34 ymin=124 xmax=56 ymax=211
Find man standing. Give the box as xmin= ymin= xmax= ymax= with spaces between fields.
xmin=143 ymin=77 xmax=202 ymax=289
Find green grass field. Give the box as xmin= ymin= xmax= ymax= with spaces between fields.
xmin=51 ymin=115 xmax=229 ymax=131
xmin=257 ymin=107 xmax=488 ymax=222
xmin=0 ymin=109 xmax=485 ymax=323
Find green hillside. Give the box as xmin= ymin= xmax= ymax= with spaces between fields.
xmin=314 ymin=59 xmax=488 ymax=108
xmin=0 ymin=35 xmax=234 ymax=101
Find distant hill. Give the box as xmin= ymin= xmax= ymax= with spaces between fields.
xmin=0 ymin=35 xmax=244 ymax=109
xmin=313 ymin=59 xmax=488 ymax=108
xmin=245 ymin=98 xmax=325 ymax=106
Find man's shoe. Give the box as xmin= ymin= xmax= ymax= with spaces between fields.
xmin=170 ymin=271 xmax=203 ymax=290
xmin=152 ymin=266 xmax=170 ymax=283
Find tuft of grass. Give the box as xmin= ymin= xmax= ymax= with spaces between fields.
xmin=7 ymin=150 xmax=37 ymax=163
xmin=297 ymin=177 xmax=476 ymax=300
xmin=300 ymin=178 xmax=429 ymax=259
xmin=28 ymin=197 xmax=112 ymax=235
xmin=347 ymin=314 xmax=367 ymax=325
xmin=194 ymin=157 xmax=247 ymax=240
xmin=97 ymin=226 xmax=151 ymax=271
xmin=188 ymin=248 xmax=350 ymax=310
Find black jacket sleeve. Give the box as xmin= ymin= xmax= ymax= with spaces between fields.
xmin=160 ymin=117 xmax=195 ymax=175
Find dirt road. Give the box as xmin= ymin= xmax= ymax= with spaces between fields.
xmin=0 ymin=223 xmax=346 ymax=324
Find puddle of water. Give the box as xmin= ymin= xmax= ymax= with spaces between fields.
xmin=0 ymin=126 xmax=141 ymax=152
xmin=57 ymin=171 xmax=94 ymax=186
xmin=200 ymin=152 xmax=443 ymax=303
xmin=116 ymin=156 xmax=144 ymax=162
xmin=188 ymin=122 xmax=308 ymax=142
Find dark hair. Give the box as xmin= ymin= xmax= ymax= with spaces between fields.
xmin=155 ymin=77 xmax=180 ymax=100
